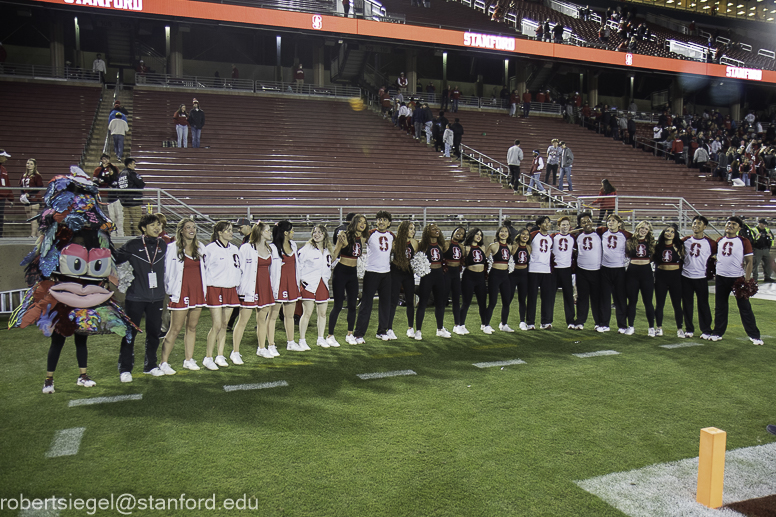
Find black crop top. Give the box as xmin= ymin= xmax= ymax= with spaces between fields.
xmin=426 ymin=243 xmax=443 ymax=264
xmin=405 ymin=241 xmax=415 ymax=261
xmin=340 ymin=237 xmax=362 ymax=259
xmin=466 ymin=245 xmax=486 ymax=266
xmin=444 ymin=242 xmax=463 ymax=265
xmin=493 ymin=243 xmax=511 ymax=264
xmin=627 ymin=239 xmax=651 ymax=260
xmin=654 ymin=242 xmax=682 ymax=265
xmin=514 ymin=245 xmax=530 ymax=265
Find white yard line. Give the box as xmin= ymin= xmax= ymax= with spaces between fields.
xmin=45 ymin=427 xmax=86 ymax=458
xmin=68 ymin=394 xmax=142 ymax=407
xmin=472 ymin=359 xmax=526 ymax=368
xmin=357 ymin=369 xmax=417 ymax=380
xmin=223 ymin=381 xmax=289 ymax=392
xmin=573 ymin=350 xmax=620 ymax=358
xmin=660 ymin=343 xmax=705 ymax=349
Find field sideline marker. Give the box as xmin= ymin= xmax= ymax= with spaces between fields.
xmin=573 ymin=350 xmax=620 ymax=358
xmin=45 ymin=427 xmax=86 ymax=458
xmin=660 ymin=343 xmax=704 ymax=349
xmin=473 ymin=359 xmax=526 ymax=368
xmin=357 ymin=370 xmax=416 ymax=380
xmin=68 ymin=394 xmax=142 ymax=407
xmin=223 ymin=381 xmax=289 ymax=392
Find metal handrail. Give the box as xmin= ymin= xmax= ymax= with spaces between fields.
xmin=0 ymin=62 xmax=100 ymax=82
xmin=138 ymin=74 xmax=363 ymax=98
xmin=80 ymin=88 xmax=104 ymax=169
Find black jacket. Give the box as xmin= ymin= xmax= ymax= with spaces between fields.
xmin=115 ymin=236 xmax=167 ymax=302
xmin=117 ymin=167 xmax=146 ymax=207
xmin=189 ymin=108 xmax=205 ymax=129
xmin=451 ymin=122 xmax=464 ymax=143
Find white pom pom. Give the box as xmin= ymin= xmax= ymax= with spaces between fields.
xmin=357 ymin=253 xmax=367 ymax=280
xmin=117 ymin=262 xmax=135 ymax=293
xmin=410 ymin=252 xmax=431 ymax=277
xmin=508 ymin=255 xmax=515 ymax=273
xmin=487 ymin=255 xmax=494 ymax=273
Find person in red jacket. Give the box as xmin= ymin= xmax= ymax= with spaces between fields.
xmin=173 ymin=104 xmax=189 ymax=148
xmin=522 ymin=90 xmax=532 ymax=118
xmin=0 ymin=149 xmax=13 ymax=238
xmin=590 ymin=178 xmax=617 ymax=224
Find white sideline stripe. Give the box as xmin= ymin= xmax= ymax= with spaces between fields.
xmin=473 ymin=359 xmax=527 ymax=368
xmin=575 ymin=442 xmax=776 ymax=517
xmin=660 ymin=343 xmax=704 ymax=349
xmin=45 ymin=427 xmax=86 ymax=458
xmin=573 ymin=350 xmax=620 ymax=358
xmin=223 ymin=380 xmax=289 ymax=392
xmin=68 ymin=394 xmax=142 ymax=407
xmin=357 ymin=369 xmax=417 ymax=380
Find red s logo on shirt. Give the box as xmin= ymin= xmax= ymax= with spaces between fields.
xmin=607 ymin=235 xmax=618 ymax=249
xmin=582 ymin=236 xmax=592 ymax=251
xmin=690 ymin=242 xmax=701 ymax=257
xmin=379 ymin=236 xmax=389 ymax=252
xmin=722 ymin=242 xmax=733 ymax=256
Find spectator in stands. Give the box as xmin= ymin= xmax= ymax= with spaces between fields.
xmin=413 ymin=102 xmax=426 ymax=142
xmin=173 ymin=104 xmax=189 ymax=148
xmin=627 ymin=36 xmax=637 ymax=53
xmin=189 ymin=99 xmax=205 ymax=149
xmin=507 ymin=139 xmax=523 ymax=191
xmin=694 ymin=144 xmax=710 ymax=170
xmin=19 ymin=158 xmax=43 ymax=238
xmin=451 ymin=118 xmax=464 ymax=158
xmin=671 ymin=132 xmax=685 ymax=164
xmin=397 ymin=72 xmax=409 ymax=96
xmin=0 ymin=149 xmax=12 ymax=239
xmin=536 ymin=90 xmax=545 ymax=103
xmin=752 ymin=218 xmax=774 ymax=282
xmin=591 ymin=179 xmax=617 ymax=224
xmin=135 ymin=59 xmax=148 ymax=84
xmin=110 ymin=100 xmax=128 ymax=120
xmin=580 ymin=5 xmax=590 ymax=21
xmin=558 ymin=141 xmax=574 ymax=192
xmin=545 ymin=138 xmax=560 ymax=186
xmin=108 ymin=112 xmax=129 ymax=161
xmin=627 ymin=115 xmax=637 ymax=147
xmin=443 ymin=124 xmax=454 ymax=158
xmin=450 ymin=85 xmax=461 ymax=113
xmin=397 ymin=102 xmax=410 ymax=134
xmin=433 ymin=111 xmax=448 ymax=153
xmin=118 ymin=158 xmax=145 ymax=237
xmin=441 ymin=85 xmax=449 ymax=111
xmin=535 ymin=23 xmax=544 ymax=42
xmin=522 ymin=90 xmax=531 ymax=118
xmin=509 ymin=89 xmax=518 ymax=117
xmin=543 ymin=20 xmax=551 ymax=42
xmin=92 ymin=53 xmax=106 ymax=83
xmin=231 ymin=64 xmax=239 ymax=81
xmin=426 ymin=82 xmax=436 ymax=103
xmin=553 ymin=23 xmax=564 ymax=44
xmin=294 ymin=63 xmax=304 ymax=93
xmin=528 ymin=149 xmax=545 ymax=195
xmin=599 ymin=24 xmax=611 ymax=47
xmin=92 ymin=154 xmax=122 ymax=236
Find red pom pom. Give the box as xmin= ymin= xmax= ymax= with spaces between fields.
xmin=732 ymin=278 xmax=759 ymax=300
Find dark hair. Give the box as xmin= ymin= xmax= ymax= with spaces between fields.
xmin=138 ymin=214 xmax=160 ymax=235
xmin=514 ymin=139 xmax=521 ymax=145
xmin=692 ymin=215 xmax=709 ymax=226
xmin=601 ymin=179 xmax=615 ymax=194
xmin=535 ymin=215 xmax=550 ymax=227
xmin=503 ymin=218 xmax=513 ymax=227
xmin=345 ymin=212 xmax=356 ymax=222
xmin=463 ymin=227 xmax=483 ymax=246
xmin=124 ymin=158 xmax=135 ymax=167
xmin=376 ymin=210 xmax=392 ymax=222
xmin=347 ymin=214 xmax=369 ymax=245
xmin=211 ymin=221 xmax=232 ymax=243
xmin=272 ymin=220 xmax=294 ymax=253
xmin=655 ymin=223 xmax=684 ymax=260
xmin=100 ymin=153 xmax=110 ymax=160
xmin=419 ymin=224 xmax=446 ymax=252
xmin=577 ymin=211 xmax=593 ymax=228
xmin=249 ymin=221 xmax=271 ymax=247
xmin=727 ymin=216 xmax=745 ymax=227
xmin=450 ymin=226 xmax=466 ymax=242
xmin=392 ymin=220 xmax=415 ymax=271
xmin=495 ymin=225 xmax=513 ymax=244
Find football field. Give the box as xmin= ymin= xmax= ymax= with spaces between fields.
xmin=1 ymin=296 xmax=775 ymax=517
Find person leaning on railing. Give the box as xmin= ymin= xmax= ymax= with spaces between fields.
xmin=19 ymin=158 xmax=43 ymax=238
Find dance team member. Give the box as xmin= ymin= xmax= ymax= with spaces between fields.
xmin=551 ymin=217 xmax=576 ymax=329
xmin=526 ymin=216 xmax=554 ymax=330
xmin=460 ymin=228 xmax=488 ymax=334
xmin=446 ymin=226 xmax=466 ymax=335
xmin=414 ymin=223 xmax=451 ymax=340
xmin=235 ymin=222 xmax=279 ymax=359
xmin=202 ymin=221 xmax=241 ymax=370
xmin=484 ymin=225 xmax=514 ymax=334
xmin=624 ymin=221 xmax=656 ymax=336
xmin=572 ymin=212 xmax=602 ymax=330
xmin=389 ymin=220 xmax=419 ymax=338
xmin=354 ymin=211 xmax=394 ymax=343
xmin=268 ymin=220 xmax=304 ymax=351
xmin=160 ymin=218 xmax=207 ymax=373
xmin=653 ymin=224 xmax=685 ymax=337
xmin=328 ymin=214 xmax=367 ymax=345
xmin=681 ymin=216 xmax=716 ymax=339
xmin=598 ymin=214 xmax=631 ymax=333
xmin=510 ymin=228 xmax=531 ymax=331
xmin=298 ymin=225 xmax=334 ymax=348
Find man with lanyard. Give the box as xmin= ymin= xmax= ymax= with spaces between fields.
xmin=526 ymin=216 xmax=555 ymax=330
xmin=115 ymin=214 xmax=169 ymax=382
xmin=354 ymin=211 xmax=395 ymax=343
xmin=752 ymin=218 xmax=774 ymax=283
xmin=681 ymin=215 xmax=716 ymax=340
xmin=709 ymin=216 xmax=763 ymax=345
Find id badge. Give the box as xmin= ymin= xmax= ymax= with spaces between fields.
xmin=148 ymin=272 xmax=158 ymax=289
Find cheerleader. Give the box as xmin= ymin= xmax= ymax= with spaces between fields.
xmin=234 ymin=222 xmax=279 ymax=360
xmin=298 ymin=225 xmax=334 ymax=348
xmin=446 ymin=226 xmax=466 ymax=335
xmin=159 ymin=218 xmax=207 ymax=373
xmin=460 ymin=227 xmax=488 ymax=333
xmin=526 ymin=216 xmax=554 ymax=330
xmin=389 ymin=220 xmax=419 ymax=338
xmin=624 ymin=221 xmax=656 ymax=336
xmin=484 ymin=225 xmax=515 ymax=334
xmin=509 ymin=228 xmax=531 ymax=330
xmin=202 ymin=221 xmax=242 ymax=370
xmin=597 ymin=214 xmax=631 ymax=332
xmin=268 ymin=220 xmax=303 ymax=351
xmin=653 ymin=224 xmax=685 ymax=337
xmin=552 ymin=217 xmax=576 ymax=328
xmin=414 ymin=223 xmax=451 ymax=340
xmin=572 ymin=212 xmax=603 ymax=330
xmin=327 ymin=214 xmax=367 ymax=345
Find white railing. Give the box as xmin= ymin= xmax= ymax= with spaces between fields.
xmin=741 ymin=43 xmax=752 ymax=52
xmin=0 ymin=289 xmax=30 ymax=314
xmin=138 ymin=74 xmax=361 ymax=98
xmin=667 ymin=39 xmax=708 ymax=61
xmin=716 ymin=36 xmax=730 ymax=46
xmin=360 ymin=0 xmax=386 ymax=20
xmin=0 ymin=63 xmax=100 ymax=82
xmin=548 ymin=0 xmax=579 ymax=18
xmin=521 ymin=19 xmax=573 ymax=41
xmin=758 ymin=49 xmax=776 ymax=60
xmin=720 ymin=55 xmax=746 ymax=68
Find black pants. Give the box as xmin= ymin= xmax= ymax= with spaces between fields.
xmin=655 ymin=268 xmax=682 ymax=328
xmin=448 ymin=266 xmax=462 ymax=326
xmin=389 ymin=264 xmax=415 ymax=330
xmin=509 ymin=165 xmax=520 ymax=190
xmin=625 ymin=263 xmax=655 ymax=327
xmin=681 ymin=276 xmax=712 ymax=335
xmin=416 ymin=268 xmax=449 ymax=331
xmin=544 ymin=163 xmax=558 ymax=185
xmin=328 ymin=263 xmax=358 ymax=335
xmin=713 ymin=275 xmax=760 ymax=338
xmin=355 ymin=271 xmax=391 ymax=337
xmin=508 ymin=268 xmax=529 ymax=322
xmin=600 ymin=266 xmax=627 ymax=329
xmin=527 ymin=272 xmax=555 ymax=326
xmin=461 ymin=269 xmax=487 ymax=326
xmin=575 ymin=268 xmax=601 ymax=326
xmin=553 ymin=267 xmax=575 ymax=325
xmin=48 ymin=332 xmax=88 ymax=372
xmin=119 ymin=299 xmax=164 ymax=373
xmin=487 ymin=269 xmax=512 ymax=326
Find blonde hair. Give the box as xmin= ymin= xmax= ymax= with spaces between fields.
xmin=175 ymin=218 xmax=202 ymax=261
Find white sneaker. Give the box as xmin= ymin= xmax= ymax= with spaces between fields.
xmin=618 ymin=328 xmax=627 ymax=334
xmin=624 ymin=326 xmax=635 ymax=335
xmin=42 ymin=378 xmax=55 ymax=394
xmin=647 ymin=328 xmax=656 ymax=337
xmin=519 ymin=322 xmax=528 ymax=331
xmin=326 ymin=335 xmax=341 ymax=347
xmin=355 ymin=337 xmax=366 ymax=344
xmin=183 ymin=359 xmax=200 ymax=371
xmin=387 ymin=329 xmax=398 ymax=340
xmin=76 ymin=374 xmax=96 ymax=387
xmin=268 ymin=345 xmax=280 ymax=357
xmin=596 ymin=326 xmax=610 ymax=333
xmin=436 ymin=328 xmax=452 ymax=338
xmin=461 ymin=325 xmax=470 ymax=335
xmin=453 ymin=325 xmax=466 ymax=335
xmin=540 ymin=324 xmax=552 ymax=330
xmin=568 ymin=324 xmax=576 ymax=329
xmin=229 ymin=351 xmax=244 ymax=365
xmin=700 ymin=334 xmax=712 ymax=341
xmin=376 ymin=333 xmax=390 ymax=341
xmin=345 ymin=334 xmax=357 ymax=345
xmin=258 ymin=347 xmax=274 ymax=358
xmin=749 ymin=336 xmax=764 ymax=345
xmin=526 ymin=324 xmax=536 ymax=330
xmin=655 ymin=328 xmax=664 ymax=337
xmin=575 ymin=324 xmax=584 ymax=330
xmin=120 ymin=372 xmax=133 ymax=382
xmin=414 ymin=330 xmax=422 ymax=340
xmin=317 ymin=337 xmax=330 ymax=348
xmin=407 ymin=328 xmax=415 ymax=337
xmin=144 ymin=367 xmax=165 ymax=377
xmin=685 ymin=332 xmax=694 ymax=338
xmin=677 ymin=329 xmax=686 ymax=338
xmin=287 ymin=341 xmax=302 ymax=351
xmin=214 ymin=355 xmax=229 ymax=367
xmin=482 ymin=325 xmax=495 ymax=334
xmin=298 ymin=339 xmax=311 ymax=351
xmin=709 ymin=335 xmax=722 ymax=342
xmin=159 ymin=362 xmax=177 ymax=375
xmin=499 ymin=323 xmax=515 ymax=333
xmin=202 ymin=357 xmax=219 ymax=370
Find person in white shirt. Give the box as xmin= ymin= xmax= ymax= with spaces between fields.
xmin=710 ymin=217 xmax=762 ymax=344
xmin=354 ymin=211 xmax=395 ymax=343
xmin=108 ymin=112 xmax=129 ymax=161
xmin=597 ymin=214 xmax=631 ymax=333
xmin=298 ymin=225 xmax=334 ymax=349
xmin=507 ymin=139 xmax=523 ymax=191
xmin=572 ymin=212 xmax=603 ymax=330
xmin=551 ymin=216 xmax=576 ymax=328
xmin=681 ymin=215 xmax=716 ymax=339
xmin=92 ymin=53 xmax=107 ymax=82
xmin=526 ymin=216 xmax=555 ymax=329
xmin=268 ymin=220 xmax=303 ymax=351
xmin=443 ymin=124 xmax=454 ymax=158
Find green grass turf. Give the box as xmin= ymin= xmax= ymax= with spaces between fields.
xmin=1 ymin=295 xmax=775 ymax=516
